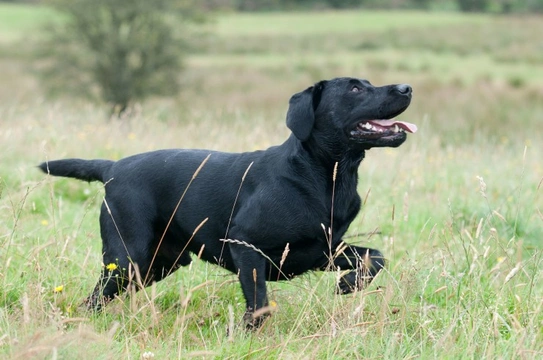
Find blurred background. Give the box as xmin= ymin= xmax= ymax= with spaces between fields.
xmin=1 ymin=0 xmax=542 ymax=131
xmin=1 ymin=1 xmax=542 ymax=357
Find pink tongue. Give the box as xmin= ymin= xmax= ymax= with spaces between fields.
xmin=368 ymin=119 xmax=418 ymax=133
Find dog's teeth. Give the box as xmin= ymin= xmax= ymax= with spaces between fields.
xmin=363 ymin=123 xmax=372 ymax=130
xmin=394 ymin=124 xmax=399 ymax=133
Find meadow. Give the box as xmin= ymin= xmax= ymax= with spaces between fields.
xmin=1 ymin=3 xmax=542 ymax=359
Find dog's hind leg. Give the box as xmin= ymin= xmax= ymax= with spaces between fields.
xmin=85 ymin=202 xmax=155 ymax=311
xmin=146 ymin=231 xmax=193 ymax=283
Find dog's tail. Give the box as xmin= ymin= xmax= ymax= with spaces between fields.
xmin=38 ymin=159 xmax=114 ymax=183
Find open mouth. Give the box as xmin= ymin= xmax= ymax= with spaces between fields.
xmin=350 ymin=119 xmax=418 ymax=139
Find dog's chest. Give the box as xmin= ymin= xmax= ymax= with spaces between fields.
xmin=326 ymin=175 xmax=362 ymax=237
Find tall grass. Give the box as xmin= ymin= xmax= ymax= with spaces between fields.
xmin=1 ymin=4 xmax=542 ymax=359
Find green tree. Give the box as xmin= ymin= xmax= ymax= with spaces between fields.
xmin=40 ymin=0 xmax=202 ymax=115
xmin=457 ymin=0 xmax=488 ymax=12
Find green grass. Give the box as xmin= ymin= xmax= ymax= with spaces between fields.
xmin=212 ymin=10 xmax=488 ymax=36
xmin=1 ymin=4 xmax=543 ymax=359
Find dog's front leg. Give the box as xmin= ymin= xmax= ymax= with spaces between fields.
xmin=323 ymin=245 xmax=385 ymax=294
xmin=229 ymin=243 xmax=269 ymax=329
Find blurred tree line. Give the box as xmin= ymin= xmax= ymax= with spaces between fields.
xmin=195 ymin=0 xmax=543 ymax=13
xmin=3 ymin=0 xmax=543 ymax=12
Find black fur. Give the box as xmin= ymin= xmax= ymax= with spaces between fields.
xmin=39 ymin=77 xmax=412 ymax=328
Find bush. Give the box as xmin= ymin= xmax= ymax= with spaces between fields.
xmin=39 ymin=0 xmax=202 ymax=115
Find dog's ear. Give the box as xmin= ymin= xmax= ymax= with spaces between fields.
xmin=286 ymin=81 xmax=326 ymax=142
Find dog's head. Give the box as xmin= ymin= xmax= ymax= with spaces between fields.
xmin=286 ymin=77 xmax=416 ymax=154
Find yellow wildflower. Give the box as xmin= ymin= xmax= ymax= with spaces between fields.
xmin=54 ymin=285 xmax=64 ymax=293
xmin=41 ymin=220 xmax=49 ymax=226
xmin=106 ymin=263 xmax=118 ymax=271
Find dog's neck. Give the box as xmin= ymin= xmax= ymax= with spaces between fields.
xmin=280 ymin=135 xmax=363 ymax=241
xmin=281 ymin=135 xmax=365 ymax=187
xmin=284 ymin=134 xmax=365 ymax=171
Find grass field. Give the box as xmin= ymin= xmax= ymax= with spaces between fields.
xmin=1 ymin=3 xmax=542 ymax=359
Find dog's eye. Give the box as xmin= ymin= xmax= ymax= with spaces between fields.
xmin=351 ymin=86 xmax=360 ymax=92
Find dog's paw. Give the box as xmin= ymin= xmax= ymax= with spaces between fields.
xmin=243 ymin=311 xmax=269 ymax=330
xmin=336 ymin=271 xmax=360 ymax=294
xmin=84 ymin=294 xmax=107 ymax=312
xmin=243 ymin=301 xmax=278 ymax=330
xmin=336 ymin=250 xmax=386 ymax=294
xmin=336 ymin=281 xmax=355 ymax=295
xmin=336 ymin=268 xmax=379 ymax=295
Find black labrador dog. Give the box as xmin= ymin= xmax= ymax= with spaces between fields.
xmin=39 ymin=77 xmax=416 ymax=328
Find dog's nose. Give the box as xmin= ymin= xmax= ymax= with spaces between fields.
xmin=396 ymin=84 xmax=412 ymax=96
